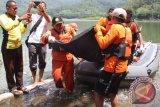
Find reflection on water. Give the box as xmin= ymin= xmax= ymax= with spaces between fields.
xmin=0 ymin=81 xmax=96 ymax=107
xmin=32 ymin=84 xmax=95 ymax=107
xmin=138 ymin=21 xmax=160 ymax=43
xmin=1 ymin=77 xmax=160 ymax=107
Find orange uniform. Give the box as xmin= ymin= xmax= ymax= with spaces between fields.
xmin=41 ymin=24 xmax=75 ymax=92
xmin=95 ymin=24 xmax=132 ymax=73
xmin=95 ymin=17 xmax=112 ymax=35
xmin=126 ymin=21 xmax=140 ymax=44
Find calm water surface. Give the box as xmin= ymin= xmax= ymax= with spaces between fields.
xmin=0 ymin=20 xmax=160 ymax=107
xmin=66 ymin=20 xmax=160 ymax=43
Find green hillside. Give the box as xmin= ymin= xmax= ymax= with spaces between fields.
xmin=47 ymin=0 xmax=129 ymax=18
xmin=124 ymin=0 xmax=160 ymax=20
xmin=0 ymin=0 xmax=128 ymax=19
xmin=0 ymin=0 xmax=159 ymax=20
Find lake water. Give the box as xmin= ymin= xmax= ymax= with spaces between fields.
xmin=0 ymin=20 xmax=160 ymax=107
xmin=66 ymin=20 xmax=160 ymax=43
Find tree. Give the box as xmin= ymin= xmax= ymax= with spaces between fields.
xmin=124 ymin=0 xmax=160 ymax=20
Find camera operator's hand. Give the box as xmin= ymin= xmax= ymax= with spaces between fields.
xmin=26 ymin=1 xmax=36 ymax=13
xmin=38 ymin=3 xmax=46 ymax=13
xmin=28 ymin=1 xmax=35 ymax=9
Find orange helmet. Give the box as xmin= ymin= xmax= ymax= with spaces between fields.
xmin=69 ymin=23 xmax=78 ymax=31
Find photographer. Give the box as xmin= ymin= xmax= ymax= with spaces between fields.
xmin=41 ymin=16 xmax=78 ymax=93
xmin=26 ymin=1 xmax=51 ymax=87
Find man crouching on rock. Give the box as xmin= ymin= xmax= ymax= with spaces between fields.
xmin=41 ymin=16 xmax=78 ymax=93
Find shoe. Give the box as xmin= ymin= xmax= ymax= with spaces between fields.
xmin=11 ymin=89 xmax=22 ymax=97
xmin=18 ymin=87 xmax=29 ymax=94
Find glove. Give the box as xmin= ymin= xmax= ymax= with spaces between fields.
xmin=48 ymin=36 xmax=55 ymax=43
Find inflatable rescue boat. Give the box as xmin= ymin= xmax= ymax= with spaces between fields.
xmin=75 ymin=42 xmax=159 ymax=85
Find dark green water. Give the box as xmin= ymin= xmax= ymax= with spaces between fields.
xmin=138 ymin=21 xmax=160 ymax=43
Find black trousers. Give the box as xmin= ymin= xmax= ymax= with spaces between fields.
xmin=1 ymin=45 xmax=23 ymax=91
xmin=128 ymin=45 xmax=136 ymax=65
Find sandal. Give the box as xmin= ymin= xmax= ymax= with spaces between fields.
xmin=11 ymin=89 xmax=22 ymax=96
xmin=18 ymin=87 xmax=29 ymax=94
xmin=21 ymin=87 xmax=29 ymax=94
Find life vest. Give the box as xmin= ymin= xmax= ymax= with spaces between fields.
xmin=49 ymin=24 xmax=75 ymax=51
xmin=103 ymin=25 xmax=132 ymax=60
xmin=127 ymin=21 xmax=140 ymax=43
xmin=49 ymin=26 xmax=74 ymax=61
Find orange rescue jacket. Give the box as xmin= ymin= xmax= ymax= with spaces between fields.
xmin=126 ymin=21 xmax=140 ymax=44
xmin=95 ymin=24 xmax=132 ymax=73
xmin=95 ymin=17 xmax=112 ymax=35
xmin=42 ymin=24 xmax=75 ymax=61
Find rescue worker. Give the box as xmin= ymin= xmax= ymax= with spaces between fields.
xmin=41 ymin=16 xmax=77 ymax=93
xmin=95 ymin=8 xmax=114 ymax=35
xmin=94 ymin=8 xmax=132 ymax=107
xmin=125 ymin=9 xmax=144 ymax=63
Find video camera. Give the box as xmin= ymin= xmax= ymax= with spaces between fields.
xmin=33 ymin=1 xmax=41 ymax=8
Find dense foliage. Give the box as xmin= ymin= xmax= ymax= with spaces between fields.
xmin=0 ymin=0 xmax=159 ymax=20
xmin=0 ymin=0 xmax=128 ymax=19
xmin=124 ymin=0 xmax=160 ymax=20
xmin=47 ymin=0 xmax=129 ymax=19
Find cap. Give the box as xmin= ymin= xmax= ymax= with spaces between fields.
xmin=112 ymin=8 xmax=127 ymax=19
xmin=52 ymin=16 xmax=63 ymax=26
xmin=69 ymin=23 xmax=78 ymax=31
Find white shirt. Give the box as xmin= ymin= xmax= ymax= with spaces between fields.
xmin=28 ymin=14 xmax=50 ymax=43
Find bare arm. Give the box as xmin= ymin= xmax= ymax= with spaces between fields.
xmin=41 ymin=30 xmax=52 ymax=44
xmin=42 ymin=12 xmax=51 ymax=23
xmin=39 ymin=3 xmax=51 ymax=23
xmin=0 ymin=13 xmax=31 ymax=31
xmin=138 ymin=33 xmax=143 ymax=45
xmin=26 ymin=1 xmax=35 ymax=13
